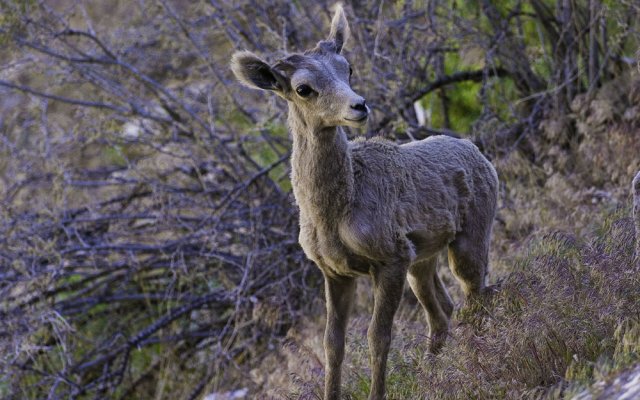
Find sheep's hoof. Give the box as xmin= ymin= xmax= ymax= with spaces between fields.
xmin=428 ymin=331 xmax=448 ymax=355
xmin=465 ymin=288 xmax=492 ymax=306
xmin=481 ymin=284 xmax=500 ymax=299
xmin=458 ymin=286 xmax=500 ymax=324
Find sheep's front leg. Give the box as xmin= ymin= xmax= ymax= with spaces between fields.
xmin=324 ymin=274 xmax=356 ymax=400
xmin=368 ymin=267 xmax=405 ymax=400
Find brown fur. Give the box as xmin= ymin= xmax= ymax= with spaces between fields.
xmin=231 ymin=5 xmax=498 ymax=399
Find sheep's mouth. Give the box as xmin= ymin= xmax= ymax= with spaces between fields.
xmin=345 ymin=115 xmax=368 ymax=123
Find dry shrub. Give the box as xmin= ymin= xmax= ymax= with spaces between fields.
xmin=571 ymin=73 xmax=640 ymax=189
xmin=361 ymin=215 xmax=635 ymax=399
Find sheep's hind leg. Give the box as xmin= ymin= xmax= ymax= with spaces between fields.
xmin=447 ymin=230 xmax=490 ymax=302
xmin=407 ymin=257 xmax=453 ymax=354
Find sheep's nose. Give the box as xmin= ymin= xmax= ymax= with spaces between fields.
xmin=351 ymin=100 xmax=367 ymax=113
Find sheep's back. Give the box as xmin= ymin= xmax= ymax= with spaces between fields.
xmin=347 ymin=135 xmax=497 ymax=257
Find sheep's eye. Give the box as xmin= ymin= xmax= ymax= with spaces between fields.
xmin=296 ymin=85 xmax=313 ymax=97
xmin=349 ymin=66 xmax=353 ymax=77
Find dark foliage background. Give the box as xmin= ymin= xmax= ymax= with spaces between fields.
xmin=0 ymin=0 xmax=638 ymax=399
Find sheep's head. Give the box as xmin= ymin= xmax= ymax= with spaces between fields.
xmin=231 ymin=4 xmax=369 ymax=130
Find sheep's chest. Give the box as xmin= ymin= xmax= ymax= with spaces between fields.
xmin=298 ymin=222 xmax=370 ymax=277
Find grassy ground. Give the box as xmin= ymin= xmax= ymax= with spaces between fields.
xmin=265 ymin=208 xmax=638 ymax=400
xmin=256 ymin=73 xmax=640 ymax=400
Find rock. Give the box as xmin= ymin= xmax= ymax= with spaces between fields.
xmin=587 ymin=99 xmax=615 ymax=126
xmin=571 ymin=364 xmax=640 ymax=400
xmin=623 ymin=106 xmax=639 ymax=122
xmin=203 ymin=388 xmax=249 ymax=400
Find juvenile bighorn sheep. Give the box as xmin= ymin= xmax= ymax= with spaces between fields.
xmin=231 ymin=5 xmax=498 ymax=399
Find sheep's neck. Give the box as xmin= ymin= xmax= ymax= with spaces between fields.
xmin=288 ymin=106 xmax=354 ymax=226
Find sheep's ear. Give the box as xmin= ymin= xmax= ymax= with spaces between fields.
xmin=231 ymin=51 xmax=286 ymax=92
xmin=328 ymin=4 xmax=350 ymax=54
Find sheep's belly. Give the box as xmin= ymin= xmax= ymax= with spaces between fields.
xmin=321 ymin=252 xmax=372 ymax=278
